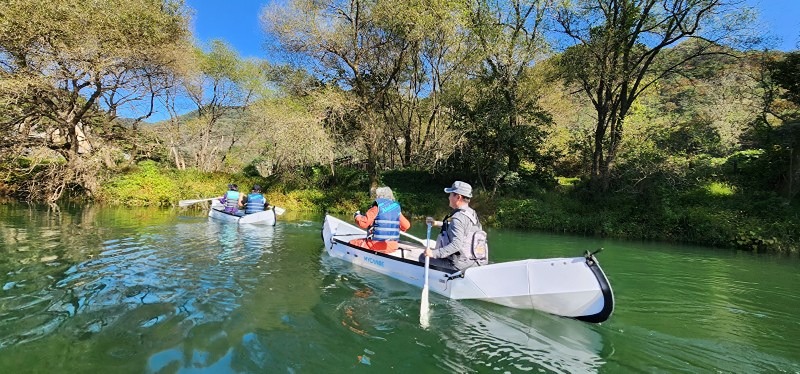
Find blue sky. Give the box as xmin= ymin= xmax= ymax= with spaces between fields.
xmin=186 ymin=0 xmax=799 ymax=61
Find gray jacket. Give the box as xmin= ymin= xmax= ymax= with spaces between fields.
xmin=432 ymin=206 xmax=482 ymax=271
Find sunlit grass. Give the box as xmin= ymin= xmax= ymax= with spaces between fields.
xmin=556 ymin=176 xmax=580 ymax=186
xmin=704 ymin=181 xmax=736 ymax=196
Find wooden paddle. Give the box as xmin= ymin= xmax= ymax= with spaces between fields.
xmin=420 ymin=223 xmax=432 ymax=328
xmin=178 ymin=197 xmax=218 ymax=207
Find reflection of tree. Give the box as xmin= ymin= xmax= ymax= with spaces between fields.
xmin=144 ymin=221 xmax=326 ymax=372
xmin=0 ymin=205 xmax=314 ymax=371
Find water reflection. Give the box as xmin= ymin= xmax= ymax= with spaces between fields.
xmin=0 ymin=205 xmax=284 ymax=371
xmin=2 ymin=205 xmax=799 ymax=372
xmin=143 ymin=220 xmax=324 ymax=373
xmin=315 ymin=255 xmax=606 ymax=373
xmin=436 ymin=302 xmax=605 ymax=373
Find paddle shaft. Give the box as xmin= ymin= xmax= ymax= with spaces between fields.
xmin=420 ymin=223 xmax=432 ymax=327
xmin=178 ymin=197 xmax=218 ymax=207
xmin=423 ymin=227 xmax=431 ymax=285
xmin=400 ymin=230 xmax=428 ymax=246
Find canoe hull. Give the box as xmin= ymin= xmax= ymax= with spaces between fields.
xmin=322 ymin=215 xmax=613 ymax=322
xmin=209 ymin=200 xmax=276 ymax=225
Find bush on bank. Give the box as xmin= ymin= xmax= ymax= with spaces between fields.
xmin=494 ymin=186 xmax=799 ymax=253
xmin=95 ymin=161 xmax=799 ymax=254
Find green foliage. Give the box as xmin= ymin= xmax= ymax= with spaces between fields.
xmin=659 ymin=120 xmax=724 ymax=156
xmin=769 ymin=51 xmax=800 ymax=106
xmin=556 ymin=177 xmax=581 ymax=186
xmin=704 ymin=181 xmax=735 ymax=197
xmin=98 ymin=161 xmax=180 ymax=206
xmin=494 ymin=186 xmax=799 ymax=253
xmin=382 ymin=169 xmax=449 ymax=218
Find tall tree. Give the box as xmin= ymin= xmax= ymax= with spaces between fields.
xmin=555 ymin=0 xmax=755 ymax=192
xmin=0 ymin=0 xmax=191 ymax=201
xmin=368 ymin=0 xmax=471 ymax=170
xmin=449 ymin=0 xmax=553 ymax=188
xmin=263 ymin=0 xmax=412 ymax=188
xmin=181 ymin=41 xmax=266 ymax=172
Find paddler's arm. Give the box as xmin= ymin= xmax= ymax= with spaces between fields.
xmin=425 ymin=216 xmax=442 ymax=227
xmin=428 ymin=215 xmax=468 ymax=259
xmin=354 ymin=205 xmax=379 ymax=229
xmin=399 ymin=213 xmax=411 ymax=232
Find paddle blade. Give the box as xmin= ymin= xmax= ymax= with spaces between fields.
xmin=273 ymin=206 xmax=286 ymax=215
xmin=178 ymin=199 xmax=202 ymax=208
xmin=178 ymin=197 xmax=216 ymax=208
xmin=420 ymin=284 xmax=430 ymax=328
xmin=419 ymin=245 xmax=431 ymax=329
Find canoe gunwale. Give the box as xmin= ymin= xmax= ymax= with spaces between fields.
xmin=208 ymin=206 xmax=276 ymax=226
xmin=330 ymin=236 xmax=460 ymax=274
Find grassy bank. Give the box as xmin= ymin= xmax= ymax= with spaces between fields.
xmin=97 ymin=161 xmax=799 ymax=254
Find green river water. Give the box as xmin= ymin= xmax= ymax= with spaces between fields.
xmin=0 ymin=203 xmax=798 ymax=373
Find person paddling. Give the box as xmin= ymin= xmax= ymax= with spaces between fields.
xmin=423 ymin=181 xmax=488 ymax=270
xmin=238 ymin=184 xmax=270 ymax=214
xmin=350 ymin=186 xmax=411 ymax=253
xmin=219 ymin=184 xmax=243 ymax=215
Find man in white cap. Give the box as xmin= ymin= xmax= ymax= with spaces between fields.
xmin=423 ymin=181 xmax=487 ymax=270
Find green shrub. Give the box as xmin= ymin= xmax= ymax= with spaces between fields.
xmin=98 ymin=161 xmax=179 ymax=206
xmin=704 ymin=181 xmax=736 ymax=197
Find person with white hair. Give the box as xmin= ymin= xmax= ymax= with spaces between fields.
xmin=350 ymin=186 xmax=411 ymax=253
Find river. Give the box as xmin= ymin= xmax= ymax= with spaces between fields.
xmin=0 ymin=203 xmax=797 ymax=373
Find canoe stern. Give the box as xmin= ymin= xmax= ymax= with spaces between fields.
xmin=453 ymin=257 xmax=614 ymax=322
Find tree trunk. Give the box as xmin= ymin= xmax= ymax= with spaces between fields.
xmin=590 ymin=115 xmax=607 ymax=192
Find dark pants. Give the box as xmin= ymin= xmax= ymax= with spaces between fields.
xmin=419 ymin=254 xmax=456 ymax=270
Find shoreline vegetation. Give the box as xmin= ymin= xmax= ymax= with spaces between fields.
xmin=86 ymin=162 xmax=798 ymax=254
xmin=1 ymin=2 xmax=798 ymax=254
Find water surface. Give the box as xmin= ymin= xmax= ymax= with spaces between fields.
xmin=0 ymin=203 xmax=797 ymax=372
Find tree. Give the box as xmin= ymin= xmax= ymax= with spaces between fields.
xmin=0 ymin=0 xmax=191 ymax=201
xmin=180 ymin=41 xmax=268 ymax=172
xmin=770 ymin=51 xmax=800 ymax=107
xmin=245 ymin=94 xmax=335 ymax=177
xmin=263 ymin=0 xmax=414 ymax=188
xmin=374 ymin=0 xmax=472 ymax=170
xmin=451 ymin=0 xmax=553 ymax=189
xmin=555 ymin=0 xmax=756 ymax=192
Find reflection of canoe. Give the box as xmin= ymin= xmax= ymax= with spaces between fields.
xmin=208 ymin=200 xmax=276 ymax=226
xmin=440 ymin=300 xmax=606 ymax=372
xmin=322 ymin=215 xmax=614 ymax=323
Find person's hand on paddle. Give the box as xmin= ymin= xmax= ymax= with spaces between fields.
xmin=425 ymin=216 xmax=442 ymax=227
xmin=353 ymin=210 xmax=361 ymax=219
xmin=424 ymin=248 xmax=433 ymax=257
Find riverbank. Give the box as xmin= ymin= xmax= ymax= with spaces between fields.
xmin=84 ymin=161 xmax=800 ymax=254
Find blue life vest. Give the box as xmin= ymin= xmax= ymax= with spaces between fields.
xmin=224 ymin=190 xmax=240 ymax=211
xmin=371 ymin=198 xmax=401 ymax=242
xmin=245 ymin=193 xmax=266 ymax=214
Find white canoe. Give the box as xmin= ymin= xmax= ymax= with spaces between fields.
xmin=209 ymin=200 xmax=276 ymax=226
xmin=322 ymin=215 xmax=614 ymax=323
